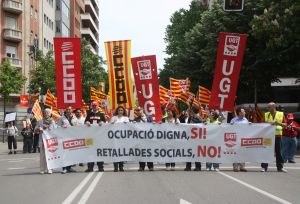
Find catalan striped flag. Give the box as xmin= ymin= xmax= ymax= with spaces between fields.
xmin=179 ymin=92 xmax=195 ymax=106
xmin=51 ymin=110 xmax=61 ymax=121
xmin=90 ymin=87 xmax=107 ymax=102
xmin=159 ymin=85 xmax=177 ymax=105
xmin=170 ymin=78 xmax=190 ymax=97
xmin=44 ymin=90 xmax=56 ymax=108
xmin=198 ymin=86 xmax=211 ymax=105
xmin=32 ymin=100 xmax=43 ymax=121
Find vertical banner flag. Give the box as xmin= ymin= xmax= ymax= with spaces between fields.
xmin=131 ymin=55 xmax=163 ymax=122
xmin=209 ymin=32 xmax=247 ymax=111
xmin=54 ymin=38 xmax=82 ymax=108
xmin=105 ymin=40 xmax=135 ymax=109
xmin=20 ymin=95 xmax=29 ymax=107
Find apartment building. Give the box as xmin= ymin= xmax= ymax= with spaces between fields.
xmin=80 ymin=0 xmax=99 ymax=54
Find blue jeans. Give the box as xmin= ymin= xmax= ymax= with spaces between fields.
xmin=281 ymin=136 xmax=297 ymax=162
xmin=206 ymin=163 xmax=219 ymax=170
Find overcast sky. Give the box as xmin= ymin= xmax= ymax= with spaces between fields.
xmin=99 ymin=0 xmax=192 ymax=69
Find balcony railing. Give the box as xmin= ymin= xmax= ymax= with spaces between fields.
xmin=2 ymin=0 xmax=23 ymax=14
xmin=6 ymin=57 xmax=22 ymax=68
xmin=3 ymin=28 xmax=22 ymax=42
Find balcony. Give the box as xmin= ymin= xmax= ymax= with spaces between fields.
xmin=80 ymin=27 xmax=99 ymax=46
xmin=3 ymin=28 xmax=22 ymax=42
xmin=6 ymin=57 xmax=22 ymax=68
xmin=81 ymin=13 xmax=99 ymax=33
xmin=2 ymin=0 xmax=23 ymax=14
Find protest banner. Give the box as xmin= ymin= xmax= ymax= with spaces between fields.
xmin=43 ymin=123 xmax=275 ymax=169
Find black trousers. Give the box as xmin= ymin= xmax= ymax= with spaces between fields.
xmin=261 ymin=137 xmax=283 ymax=170
xmin=8 ymin=136 xmax=17 ymax=150
xmin=186 ymin=162 xmax=201 ymax=169
xmin=166 ymin=163 xmax=175 ymax=167
xmin=87 ymin=162 xmax=104 ymax=170
xmin=114 ymin=162 xmax=124 ymax=170
xmin=139 ymin=162 xmax=154 ymax=169
xmin=33 ymin=133 xmax=40 ymax=152
xmin=23 ymin=138 xmax=33 ymax=153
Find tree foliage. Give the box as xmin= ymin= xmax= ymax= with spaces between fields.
xmin=0 ymin=59 xmax=27 ymax=101
xmin=28 ymin=39 xmax=107 ymax=102
xmin=160 ymin=0 xmax=300 ymax=103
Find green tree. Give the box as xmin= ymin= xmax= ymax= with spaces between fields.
xmin=0 ymin=59 xmax=27 ymax=137
xmin=28 ymin=50 xmax=55 ymax=95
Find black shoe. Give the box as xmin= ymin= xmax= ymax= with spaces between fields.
xmin=32 ymin=149 xmax=36 ymax=153
xmin=79 ymin=163 xmax=84 ymax=167
xmin=184 ymin=168 xmax=191 ymax=171
xmin=85 ymin=168 xmax=93 ymax=172
xmin=114 ymin=168 xmax=118 ymax=172
xmin=240 ymin=168 xmax=247 ymax=172
xmin=14 ymin=151 xmax=17 ymax=154
xmin=278 ymin=168 xmax=288 ymax=173
xmin=288 ymin=160 xmax=296 ymax=163
xmin=8 ymin=151 xmax=12 ymax=155
xmin=138 ymin=168 xmax=144 ymax=171
xmin=193 ymin=168 xmax=201 ymax=171
xmin=98 ymin=168 xmax=104 ymax=172
xmin=119 ymin=168 xmax=124 ymax=172
xmin=148 ymin=168 xmax=154 ymax=171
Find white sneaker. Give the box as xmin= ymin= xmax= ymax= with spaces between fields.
xmin=47 ymin=169 xmax=53 ymax=174
xmin=260 ymin=168 xmax=265 ymax=172
xmin=40 ymin=171 xmax=45 ymax=174
xmin=171 ymin=166 xmax=175 ymax=171
xmin=206 ymin=168 xmax=210 ymax=171
xmin=61 ymin=169 xmax=67 ymax=174
xmin=215 ymin=168 xmax=220 ymax=172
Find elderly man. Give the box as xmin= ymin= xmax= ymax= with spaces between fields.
xmin=261 ymin=102 xmax=287 ymax=172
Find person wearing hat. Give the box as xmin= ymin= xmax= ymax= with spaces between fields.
xmin=281 ymin=113 xmax=300 ymax=163
xmin=84 ymin=101 xmax=106 ymax=172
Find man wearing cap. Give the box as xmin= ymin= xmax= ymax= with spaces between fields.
xmin=85 ymin=101 xmax=106 ymax=172
xmin=261 ymin=102 xmax=287 ymax=172
xmin=281 ymin=113 xmax=300 ymax=163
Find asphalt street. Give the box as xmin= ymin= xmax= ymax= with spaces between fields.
xmin=0 ymin=142 xmax=300 ymax=204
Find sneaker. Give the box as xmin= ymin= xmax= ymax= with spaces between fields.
xmin=171 ymin=166 xmax=175 ymax=171
xmin=47 ymin=169 xmax=53 ymax=174
xmin=278 ymin=168 xmax=288 ymax=173
xmin=85 ymin=168 xmax=93 ymax=172
xmin=40 ymin=171 xmax=45 ymax=174
xmin=184 ymin=168 xmax=191 ymax=171
xmin=61 ymin=169 xmax=67 ymax=174
xmin=79 ymin=163 xmax=84 ymax=167
xmin=166 ymin=167 xmax=170 ymax=171
xmin=240 ymin=168 xmax=247 ymax=172
xmin=260 ymin=168 xmax=265 ymax=172
xmin=215 ymin=168 xmax=220 ymax=172
xmin=193 ymin=168 xmax=201 ymax=171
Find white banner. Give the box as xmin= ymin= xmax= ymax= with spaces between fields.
xmin=43 ymin=123 xmax=275 ymax=169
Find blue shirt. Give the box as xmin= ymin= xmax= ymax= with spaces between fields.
xmin=230 ymin=117 xmax=249 ymax=124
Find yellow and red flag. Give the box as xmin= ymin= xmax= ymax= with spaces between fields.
xmin=170 ymin=78 xmax=190 ymax=97
xmin=179 ymin=92 xmax=195 ymax=106
xmin=105 ymin=40 xmax=134 ymax=109
xmin=32 ymin=100 xmax=43 ymax=121
xmin=198 ymin=86 xmax=211 ymax=105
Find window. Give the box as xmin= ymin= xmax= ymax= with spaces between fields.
xmin=6 ymin=46 xmax=17 ymax=58
xmin=62 ymin=2 xmax=70 ymax=19
xmin=62 ymin=23 xmax=70 ymax=37
xmin=5 ymin=16 xmax=17 ymax=29
xmin=44 ymin=38 xmax=47 ymax=48
xmin=44 ymin=14 xmax=46 ymax=24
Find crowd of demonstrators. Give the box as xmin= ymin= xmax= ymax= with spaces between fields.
xmin=134 ymin=107 xmax=154 ymax=171
xmin=84 ymin=101 xmax=106 ymax=172
xmin=281 ymin=113 xmax=300 ymax=163
xmin=111 ymin=106 xmax=129 ymax=172
xmin=20 ymin=99 xmax=299 ymax=175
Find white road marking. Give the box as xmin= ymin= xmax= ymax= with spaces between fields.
xmin=0 ymin=157 xmax=38 ymax=162
xmin=8 ymin=160 xmax=24 ymax=163
xmin=78 ymin=172 xmax=104 ymax=204
xmin=8 ymin=167 xmax=25 ymax=170
xmin=180 ymin=198 xmax=192 ymax=204
xmin=218 ymin=171 xmax=292 ymax=204
xmin=62 ymin=172 xmax=95 ymax=204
